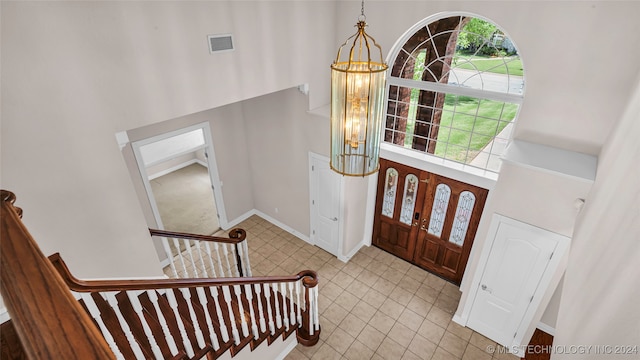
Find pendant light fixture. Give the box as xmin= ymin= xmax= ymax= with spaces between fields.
xmin=330 ymin=0 xmax=388 ymax=176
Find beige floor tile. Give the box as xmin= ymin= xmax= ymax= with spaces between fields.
xmin=321 ymin=282 xmax=344 ymax=302
xmin=324 ymin=302 xmax=350 ymax=326
xmin=402 ymin=350 xmax=422 ymax=360
xmin=468 ymin=332 xmax=496 ymax=354
xmin=310 ymin=342 xmax=342 ymax=360
xmin=417 ymin=319 xmax=446 ymax=344
xmin=426 ymin=306 xmax=453 ymax=328
xmin=462 ymin=344 xmax=492 ymax=360
xmin=319 ymin=315 xmax=338 ymax=338
xmin=343 ymin=261 xmax=365 ymax=277
xmin=407 ymin=333 xmax=438 ymax=360
xmin=366 ymin=261 xmax=389 ymax=276
xmin=381 ymin=268 xmax=405 ymax=283
xmin=339 ymin=313 xmax=367 ymax=337
xmin=333 ymin=271 xmax=356 ymax=289
xmin=379 ymin=298 xmax=405 ymax=320
xmin=397 ymin=276 xmax=422 ymax=293
xmin=447 ymin=321 xmax=473 ymax=342
xmin=351 ymin=252 xmax=375 ymax=267
xmin=369 ymin=310 xmax=396 ymax=334
xmin=376 ymin=337 xmax=407 ymax=360
xmin=388 ymin=286 xmax=414 ymax=306
xmin=414 ymin=284 xmax=440 ymax=303
xmin=362 ymin=289 xmax=387 ymax=309
xmin=344 ymin=339 xmax=375 ymax=360
xmin=356 ymin=269 xmax=381 ymax=287
xmin=372 ymin=277 xmax=397 ymax=296
xmin=297 ymin=339 xmax=324 ymax=359
xmin=387 ymin=322 xmax=416 ymax=348
xmin=439 ymin=331 xmax=468 ymax=358
xmin=326 ymin=327 xmax=356 ymax=354
xmin=284 ymin=346 xmax=310 ymax=359
xmin=434 ymin=292 xmax=460 ymax=314
xmin=431 ymin=346 xmax=461 ymax=360
xmin=351 ymin=301 xmax=377 ymax=323
xmin=334 ymin=291 xmax=360 ymax=312
xmin=406 ymin=265 xmax=429 ymax=283
xmin=397 ymin=308 xmax=425 ymax=332
xmin=406 ymin=296 xmax=433 ymax=318
xmin=357 ymin=324 xmax=386 ymax=352
xmin=346 ymin=279 xmax=371 ymax=299
xmin=318 ymin=263 xmax=341 ymax=281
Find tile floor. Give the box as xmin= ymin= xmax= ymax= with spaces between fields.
xmin=217 ymin=215 xmax=520 ymax=360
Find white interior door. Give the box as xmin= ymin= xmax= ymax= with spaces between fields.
xmin=309 ymin=153 xmax=341 ymax=256
xmin=467 ymin=218 xmax=559 ymax=346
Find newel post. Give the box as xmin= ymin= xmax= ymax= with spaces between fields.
xmin=296 ymin=271 xmax=321 ymax=346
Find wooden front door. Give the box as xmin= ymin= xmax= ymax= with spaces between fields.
xmin=372 ymin=158 xmax=488 ymax=284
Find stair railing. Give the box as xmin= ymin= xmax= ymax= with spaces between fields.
xmin=0 ymin=190 xmax=115 ymax=359
xmin=149 ymin=228 xmax=252 ymax=278
xmin=50 ymin=253 xmax=320 ymax=360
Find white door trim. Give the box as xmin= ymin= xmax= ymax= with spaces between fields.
xmin=455 ymin=214 xmax=570 ymax=357
xmin=308 ymin=152 xmax=344 ymax=258
xmin=131 ymin=122 xmax=229 ymax=231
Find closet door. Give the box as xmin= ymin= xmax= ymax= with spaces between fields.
xmin=372 ymin=159 xmax=428 ymax=261
xmin=414 ymin=174 xmax=488 ymax=284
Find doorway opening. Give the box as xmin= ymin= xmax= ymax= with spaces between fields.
xmin=131 ymin=123 xmax=227 ymax=237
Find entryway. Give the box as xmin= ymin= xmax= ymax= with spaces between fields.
xmin=372 ymin=158 xmax=488 ymax=285
xmin=131 ymin=122 xmax=227 ymax=236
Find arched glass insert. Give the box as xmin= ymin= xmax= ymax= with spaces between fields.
xmin=384 ymin=14 xmax=524 ymax=173
xmin=427 ymin=183 xmax=451 ymax=237
xmin=399 ymin=174 xmax=419 ymax=225
xmin=381 ymin=168 xmax=398 ymax=218
xmin=450 ymin=191 xmax=476 ymax=246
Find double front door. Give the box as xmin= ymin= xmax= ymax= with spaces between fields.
xmin=372 ymin=159 xmax=488 ymax=284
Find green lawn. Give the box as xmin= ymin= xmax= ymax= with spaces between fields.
xmin=404 ymin=94 xmax=518 ymax=163
xmin=453 ymin=55 xmax=523 ymax=76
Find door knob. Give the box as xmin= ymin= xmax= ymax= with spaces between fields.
xmin=481 ymin=284 xmax=492 ymax=294
xmin=332 ymin=217 xmax=338 ymax=221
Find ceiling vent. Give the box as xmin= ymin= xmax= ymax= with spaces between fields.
xmin=208 ymin=34 xmax=234 ymax=54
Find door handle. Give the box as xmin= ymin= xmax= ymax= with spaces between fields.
xmin=481 ymin=284 xmax=492 ymax=294
xmin=332 ymin=217 xmax=338 ymax=221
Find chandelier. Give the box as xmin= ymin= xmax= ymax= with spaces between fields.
xmin=330 ymin=1 xmax=388 ymax=176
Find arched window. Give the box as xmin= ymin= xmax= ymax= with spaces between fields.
xmin=384 ymin=14 xmax=524 ymax=173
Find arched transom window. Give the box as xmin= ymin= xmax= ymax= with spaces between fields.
xmin=384 ymin=14 xmax=524 ymax=173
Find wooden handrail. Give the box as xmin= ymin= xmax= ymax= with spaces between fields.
xmin=148 ymin=227 xmax=246 ymax=244
xmin=49 ymin=252 xmax=318 ymax=293
xmin=0 ymin=190 xmax=115 ymax=359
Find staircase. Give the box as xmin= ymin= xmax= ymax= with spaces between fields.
xmin=0 ymin=190 xmax=321 ymax=360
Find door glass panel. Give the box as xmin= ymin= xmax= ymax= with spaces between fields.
xmin=428 ymin=183 xmax=451 ymax=237
xmin=381 ymin=168 xmax=398 ymax=218
xmin=399 ymin=174 xmax=419 ymax=225
xmin=450 ymin=191 xmax=476 ymax=246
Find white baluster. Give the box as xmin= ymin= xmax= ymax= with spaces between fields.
xmin=280 ymin=283 xmax=289 ymax=331
xmin=233 ymin=285 xmax=249 ymax=337
xmin=178 ymin=288 xmax=206 ymax=349
xmin=146 ymin=290 xmax=180 ymax=357
xmin=222 ymin=286 xmax=240 ymax=345
xmin=308 ymin=286 xmax=315 ymax=336
xmin=288 ymin=282 xmax=295 ymax=326
xmin=203 ymin=242 xmax=218 ymax=278
xmin=165 ymin=288 xmax=195 ymax=357
xmin=208 ymin=286 xmax=229 ymax=342
xmin=194 ymin=241 xmax=208 ymax=278
xmin=313 ymin=286 xmax=320 ymax=332
xmin=263 ymin=283 xmax=275 ymax=335
xmin=295 ymin=281 xmax=302 ymax=326
xmin=126 ymin=291 xmax=163 ymax=359
xmin=222 ymin=244 xmax=233 ymax=277
xmin=80 ymin=293 xmax=125 ymax=360
xmin=172 ymin=238 xmax=188 ymax=277
xmin=195 ymin=287 xmax=220 ymax=351
xmin=183 ymin=239 xmax=200 ymax=278
xmin=272 ymin=283 xmax=283 ymax=330
xmin=213 ymin=243 xmax=226 ymax=277
xmin=104 ymin=292 xmax=146 ymax=359
xmin=244 ymin=284 xmax=259 ymax=339
xmin=243 ymin=241 xmax=252 ymax=276
xmin=254 ymin=284 xmax=266 ymax=333
xmin=161 ymin=237 xmax=178 ymax=278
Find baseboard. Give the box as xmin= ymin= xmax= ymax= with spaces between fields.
xmin=338 ymin=240 xmax=367 ymax=263
xmin=536 ymin=321 xmax=556 ymax=336
xmin=253 ymin=210 xmax=311 ymax=244
xmin=224 ymin=209 xmax=258 ymax=230
xmin=148 ymin=159 xmax=205 ymax=180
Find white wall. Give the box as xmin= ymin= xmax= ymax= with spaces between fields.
xmin=1 ymin=1 xmax=336 ymax=278
xmin=242 ymin=88 xmax=329 ymax=238
xmin=552 ymin=76 xmax=640 ymax=359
